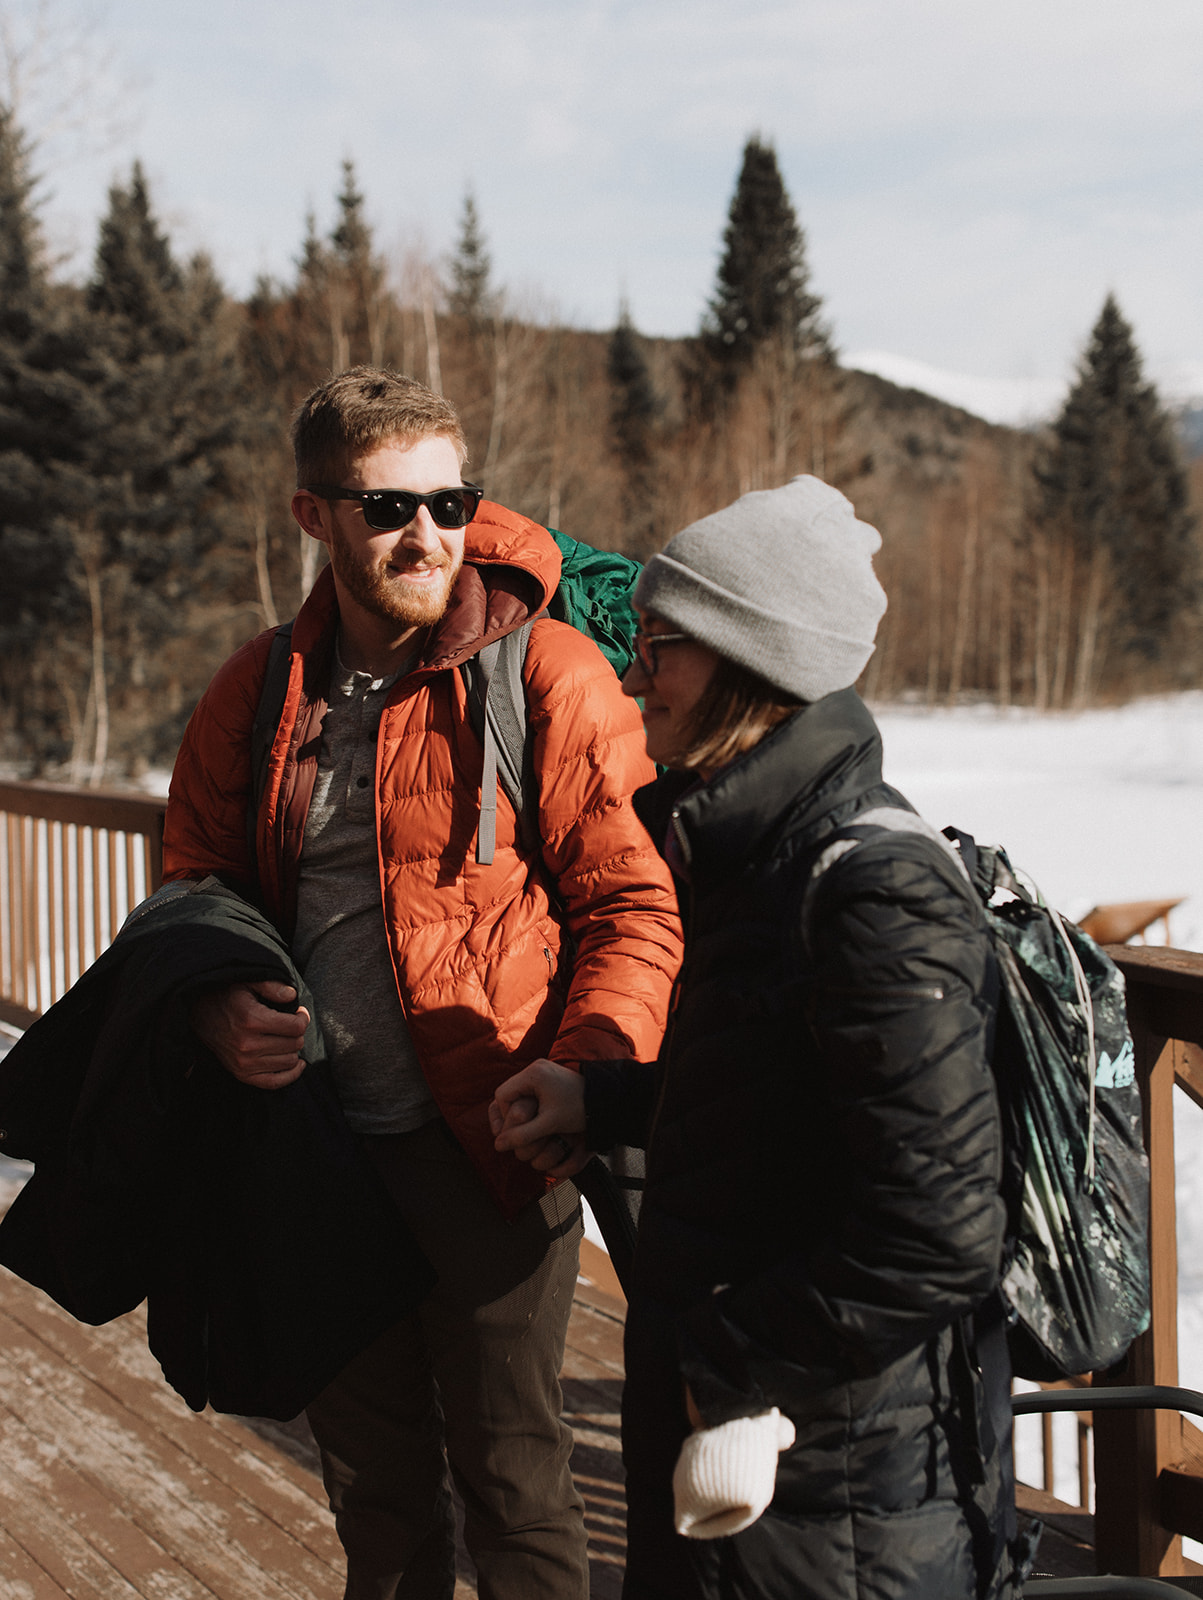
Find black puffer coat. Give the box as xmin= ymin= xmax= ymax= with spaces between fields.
xmin=585 ymin=690 xmax=1011 ymax=1600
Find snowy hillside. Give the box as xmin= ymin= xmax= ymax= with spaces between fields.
xmin=849 ymin=349 xmax=1203 ymax=433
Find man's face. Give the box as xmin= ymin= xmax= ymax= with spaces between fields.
xmin=303 ymin=434 xmax=468 ymax=633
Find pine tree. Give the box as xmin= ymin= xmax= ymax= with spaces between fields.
xmin=240 ymin=166 xmax=399 ymax=622
xmin=701 ymin=136 xmax=828 ymax=375
xmin=2 ymin=163 xmax=248 ymax=777
xmin=0 ymin=102 xmax=41 ymax=342
xmin=447 ymin=188 xmax=494 ymax=323
xmin=607 ymin=300 xmax=659 ymax=551
xmin=0 ymin=101 xmax=86 ymax=769
xmin=608 ymin=300 xmax=656 ymax=462
xmin=1036 ymin=294 xmax=1198 ymax=666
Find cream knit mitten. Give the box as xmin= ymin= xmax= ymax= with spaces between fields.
xmin=672 ymin=1407 xmax=796 ymax=1539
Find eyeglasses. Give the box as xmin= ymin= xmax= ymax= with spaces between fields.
xmin=632 ymin=630 xmax=693 ymax=676
xmin=306 ymin=483 xmax=484 ymax=531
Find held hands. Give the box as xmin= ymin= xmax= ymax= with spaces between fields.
xmin=190 ymin=981 xmax=310 ymax=1089
xmin=488 ymin=1059 xmax=589 ymax=1179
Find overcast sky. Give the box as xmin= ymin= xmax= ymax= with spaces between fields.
xmin=11 ymin=0 xmax=1203 ymax=406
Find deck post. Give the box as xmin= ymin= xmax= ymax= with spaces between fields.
xmin=1093 ymin=998 xmax=1185 ymax=1575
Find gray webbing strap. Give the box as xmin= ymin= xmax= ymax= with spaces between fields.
xmin=485 ymin=623 xmax=533 ymax=820
xmin=475 ymin=639 xmax=501 ymax=865
xmin=472 ymin=621 xmax=537 ymax=865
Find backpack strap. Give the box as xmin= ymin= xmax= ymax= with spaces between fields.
xmin=247 ymin=620 xmax=295 ymax=871
xmin=800 ymin=805 xmax=970 ymax=958
xmin=461 ymin=618 xmax=540 ymax=865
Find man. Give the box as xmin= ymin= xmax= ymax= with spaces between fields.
xmin=163 ymin=366 xmax=683 ymax=1600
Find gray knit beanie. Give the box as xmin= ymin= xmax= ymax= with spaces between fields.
xmin=633 ymin=475 xmax=887 ymax=702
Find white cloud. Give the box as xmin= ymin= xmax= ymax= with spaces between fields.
xmin=13 ymin=0 xmax=1203 ymax=382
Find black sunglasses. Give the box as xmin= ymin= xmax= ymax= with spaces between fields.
xmin=306 ymin=483 xmax=483 ymax=532
xmin=632 ymin=630 xmax=692 ymax=676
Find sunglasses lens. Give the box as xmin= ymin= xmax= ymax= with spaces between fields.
xmin=361 ymin=493 xmax=416 ymax=531
xmin=427 ymin=490 xmax=472 ymax=528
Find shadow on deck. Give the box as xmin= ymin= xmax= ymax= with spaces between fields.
xmin=0 ymin=1234 xmax=627 ymax=1600
xmin=0 ymin=1171 xmax=1182 ymax=1599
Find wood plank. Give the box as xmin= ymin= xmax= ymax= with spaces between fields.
xmin=1113 ymin=946 xmax=1203 ymax=993
xmin=0 ymin=1435 xmax=143 ymax=1600
xmin=0 ymin=1277 xmax=343 ymax=1571
xmin=562 ymin=1294 xmax=625 ymax=1380
xmin=0 ymin=1512 xmax=81 ymax=1599
xmin=1176 ymin=1042 xmax=1203 ymax=1115
xmin=1161 ymin=1467 xmax=1203 ymax=1546
xmin=0 ymin=1302 xmax=341 ymax=1600
xmin=0 ymin=1392 xmax=211 ymax=1598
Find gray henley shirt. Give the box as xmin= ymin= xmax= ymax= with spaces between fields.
xmin=291 ymin=641 xmax=438 ymax=1134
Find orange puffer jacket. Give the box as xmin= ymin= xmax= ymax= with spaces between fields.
xmin=164 ymin=502 xmax=683 ymax=1214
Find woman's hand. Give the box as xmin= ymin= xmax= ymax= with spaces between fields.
xmin=489 ymin=1059 xmax=589 ymax=1178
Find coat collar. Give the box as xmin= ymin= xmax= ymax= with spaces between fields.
xmin=643 ymin=688 xmax=891 ymax=888
xmin=288 ymin=498 xmax=562 ymax=676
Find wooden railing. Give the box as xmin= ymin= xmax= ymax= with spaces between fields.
xmin=0 ymin=779 xmax=166 ymax=1030
xmin=1 ymin=780 xmax=1203 ymax=1579
xmin=1092 ymin=945 xmax=1203 ymax=1578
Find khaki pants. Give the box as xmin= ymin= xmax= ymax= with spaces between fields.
xmin=306 ymin=1120 xmax=587 ymax=1600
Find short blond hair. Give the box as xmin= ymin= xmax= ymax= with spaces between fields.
xmin=291 ymin=366 xmax=468 ymax=487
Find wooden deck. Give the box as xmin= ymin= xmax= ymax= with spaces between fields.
xmin=0 ymin=1143 xmax=1184 ymax=1598
xmin=0 ymin=1202 xmax=627 ymax=1600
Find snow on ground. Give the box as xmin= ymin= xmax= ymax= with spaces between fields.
xmin=874 ymin=693 xmax=1203 ymax=946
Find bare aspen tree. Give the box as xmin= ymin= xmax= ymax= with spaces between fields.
xmin=421 ymin=267 xmax=442 ymax=394
xmin=947 ymin=475 xmax=979 ymax=705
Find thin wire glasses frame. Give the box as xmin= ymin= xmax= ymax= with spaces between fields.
xmin=306 ymin=483 xmax=484 ymax=531
xmin=632 ymin=630 xmax=694 ymax=676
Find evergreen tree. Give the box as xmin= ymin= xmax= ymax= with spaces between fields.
xmin=330 ymin=159 xmax=372 ymax=263
xmin=288 ymin=161 xmax=390 ymax=374
xmin=0 ymin=101 xmax=86 ymax=768
xmin=607 ymin=300 xmax=659 ymax=551
xmin=0 ymin=102 xmax=41 ymax=341
xmin=447 ymin=188 xmax=494 ymax=323
xmin=701 ymin=136 xmax=828 ymax=376
xmin=0 ymin=162 xmax=246 ymax=775
xmin=608 ymin=300 xmax=656 ymax=462
xmin=1036 ymin=294 xmax=1198 ymax=663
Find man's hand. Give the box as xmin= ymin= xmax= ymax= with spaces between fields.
xmin=190 ymin=981 xmax=310 ymax=1089
xmin=489 ymin=1059 xmax=589 ymax=1178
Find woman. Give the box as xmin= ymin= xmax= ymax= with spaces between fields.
xmin=491 ymin=476 xmax=1012 ymax=1600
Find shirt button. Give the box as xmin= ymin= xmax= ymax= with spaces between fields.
xmin=356 ymin=776 xmax=370 ymax=789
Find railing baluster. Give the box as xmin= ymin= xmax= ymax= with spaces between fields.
xmin=0 ymin=781 xmax=165 ymax=1030
xmin=23 ymin=816 xmax=37 ymax=1014
xmin=107 ymin=829 xmax=118 ymax=953
xmin=74 ymin=822 xmax=86 ymax=986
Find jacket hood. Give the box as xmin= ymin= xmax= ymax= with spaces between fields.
xmin=289 ymin=498 xmax=562 ymax=675
xmin=647 ymin=688 xmax=902 ymax=888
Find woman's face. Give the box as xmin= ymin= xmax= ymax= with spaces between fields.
xmin=622 ymin=612 xmax=719 ymax=769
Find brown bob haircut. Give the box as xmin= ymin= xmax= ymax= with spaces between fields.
xmin=291 ymin=366 xmax=468 ymax=488
xmin=676 ymin=655 xmax=803 ymax=775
